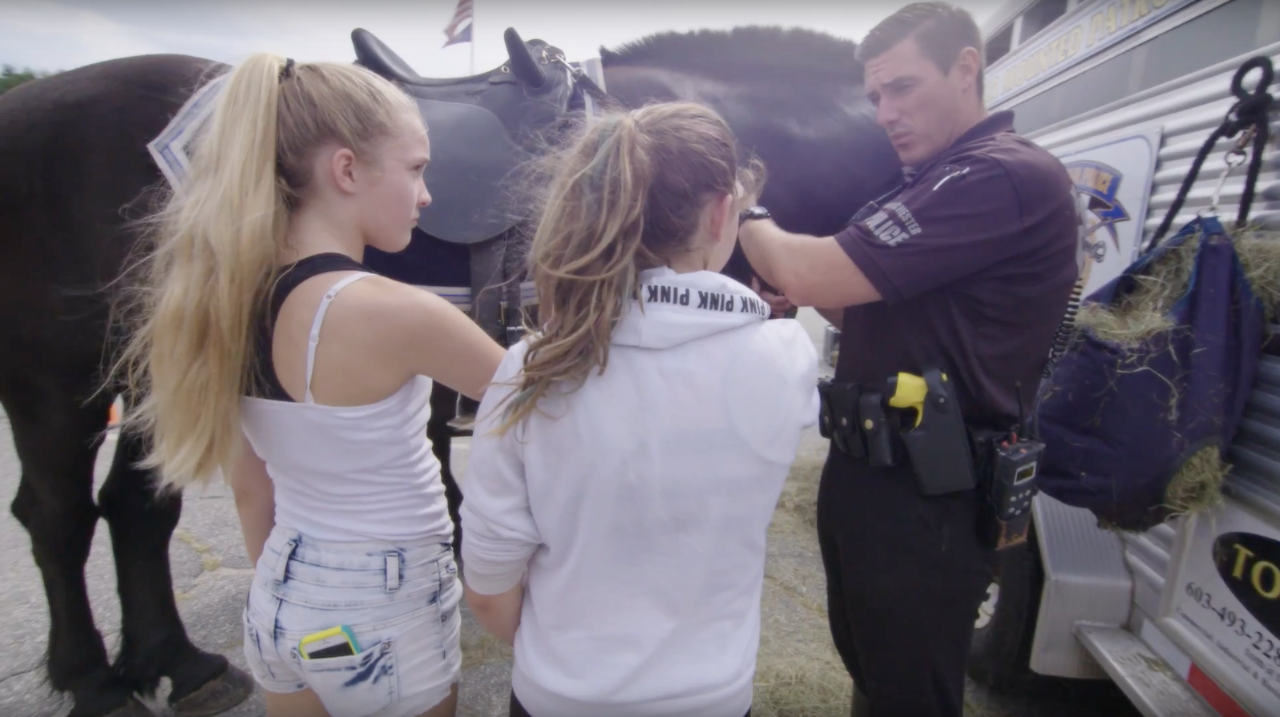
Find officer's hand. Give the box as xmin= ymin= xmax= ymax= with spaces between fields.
xmin=751 ymin=277 xmax=795 ymax=318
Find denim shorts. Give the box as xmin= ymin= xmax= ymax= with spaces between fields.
xmin=242 ymin=526 xmax=462 ymax=717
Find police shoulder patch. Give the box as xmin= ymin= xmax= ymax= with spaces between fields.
xmin=862 ymin=201 xmax=923 ymax=247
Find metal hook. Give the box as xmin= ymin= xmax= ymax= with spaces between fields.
xmin=1204 ymin=142 xmax=1250 ymax=218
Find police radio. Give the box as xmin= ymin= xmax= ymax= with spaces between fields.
xmin=975 ymin=382 xmax=1043 ymax=551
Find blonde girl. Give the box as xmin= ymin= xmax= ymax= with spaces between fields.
xmin=116 ymin=54 xmax=505 ymax=717
xmin=459 ymin=103 xmax=820 ymax=717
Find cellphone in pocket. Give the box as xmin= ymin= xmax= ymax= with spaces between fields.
xmin=299 ymin=626 xmax=360 ymax=660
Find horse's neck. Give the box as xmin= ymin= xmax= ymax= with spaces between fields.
xmin=602 ymin=64 xmax=901 ymax=237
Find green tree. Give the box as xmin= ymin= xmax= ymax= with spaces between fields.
xmin=0 ymin=65 xmax=52 ymax=95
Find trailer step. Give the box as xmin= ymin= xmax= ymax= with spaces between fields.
xmin=1075 ymin=624 xmax=1218 ymax=717
xmin=1030 ymin=494 xmax=1131 ymax=678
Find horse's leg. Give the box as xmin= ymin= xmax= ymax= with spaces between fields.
xmin=429 ymin=382 xmax=463 ymax=557
xmin=97 ymin=410 xmax=253 ymax=716
xmin=5 ymin=384 xmax=148 ymax=717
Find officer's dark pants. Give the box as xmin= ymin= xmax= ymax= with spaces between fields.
xmin=817 ymin=443 xmax=997 ymax=717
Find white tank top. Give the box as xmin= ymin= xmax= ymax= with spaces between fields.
xmin=239 ymin=272 xmax=453 ymax=544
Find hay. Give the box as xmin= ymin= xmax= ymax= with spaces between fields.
xmin=1075 ymin=232 xmax=1196 ymax=347
xmin=1076 ymin=228 xmax=1280 ymax=347
xmin=751 ymin=450 xmax=854 ymax=717
xmin=1076 ymin=303 xmax=1174 ymax=348
xmin=1164 ymin=445 xmax=1231 ymax=517
xmin=460 ymin=623 xmax=512 ymax=671
xmin=1071 ymin=228 xmax=1280 ymax=524
xmin=1094 ymin=445 xmax=1234 ymax=534
xmin=753 ymin=585 xmax=853 ymax=717
xmin=1235 ymin=228 xmax=1280 ymax=320
xmin=773 ymin=451 xmax=824 ymax=533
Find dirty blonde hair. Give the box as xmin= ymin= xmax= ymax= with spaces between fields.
xmin=113 ymin=54 xmax=420 ymax=488
xmin=493 ymin=102 xmax=764 ymax=435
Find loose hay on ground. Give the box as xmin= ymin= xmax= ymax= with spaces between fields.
xmin=773 ymin=449 xmax=824 ymax=533
xmin=753 ymin=582 xmax=852 ymax=717
xmin=461 ymin=617 xmax=512 ymax=671
xmin=751 ymin=450 xmax=854 ymax=717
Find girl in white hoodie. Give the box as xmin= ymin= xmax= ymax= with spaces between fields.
xmin=460 ymin=103 xmax=819 ymax=717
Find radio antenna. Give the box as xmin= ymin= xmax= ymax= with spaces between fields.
xmin=1014 ymin=381 xmax=1026 ymax=438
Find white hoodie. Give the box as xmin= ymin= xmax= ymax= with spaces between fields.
xmin=460 ymin=266 xmax=819 ymax=717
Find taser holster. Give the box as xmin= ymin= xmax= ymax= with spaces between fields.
xmin=888 ymin=367 xmax=978 ymax=496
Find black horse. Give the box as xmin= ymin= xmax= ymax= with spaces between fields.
xmin=0 ymin=24 xmax=899 ymax=717
xmin=604 ymin=27 xmax=901 ymax=238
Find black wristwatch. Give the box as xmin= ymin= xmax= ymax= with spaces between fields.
xmin=739 ymin=206 xmax=771 ymax=226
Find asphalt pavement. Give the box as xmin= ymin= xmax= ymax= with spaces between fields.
xmin=0 ymin=309 xmax=1141 ymax=716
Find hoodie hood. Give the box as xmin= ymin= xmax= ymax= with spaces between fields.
xmin=611 ymin=267 xmax=771 ymax=350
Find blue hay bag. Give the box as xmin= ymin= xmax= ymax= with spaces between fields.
xmin=1035 ymin=216 xmax=1266 ymax=530
xmin=1034 ymin=56 xmax=1274 ymax=531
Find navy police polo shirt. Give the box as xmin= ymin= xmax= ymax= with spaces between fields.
xmin=834 ymin=110 xmax=1080 ymax=427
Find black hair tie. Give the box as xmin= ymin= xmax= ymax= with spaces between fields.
xmin=279 ymin=58 xmax=296 ymax=83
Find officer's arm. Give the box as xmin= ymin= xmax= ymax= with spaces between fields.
xmin=738 ymin=219 xmax=881 ymax=309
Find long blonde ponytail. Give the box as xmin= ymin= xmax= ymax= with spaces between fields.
xmin=113 ymin=54 xmax=419 ymax=488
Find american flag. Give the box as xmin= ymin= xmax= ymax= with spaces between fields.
xmin=443 ymin=0 xmax=473 ymax=48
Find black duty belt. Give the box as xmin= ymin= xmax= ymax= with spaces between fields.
xmin=817 ymin=370 xmax=979 ymax=497
xmin=817 ymin=372 xmax=1047 ymax=551
xmin=817 ymin=380 xmax=900 ymax=467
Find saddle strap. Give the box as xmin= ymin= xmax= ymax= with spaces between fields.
xmin=416 ymin=282 xmax=537 ymax=313
xmin=470 ymin=239 xmax=506 ymax=343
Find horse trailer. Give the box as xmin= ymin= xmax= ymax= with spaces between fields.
xmin=824 ymin=0 xmax=1280 ymax=713
xmin=962 ymin=1 xmax=1280 ymax=715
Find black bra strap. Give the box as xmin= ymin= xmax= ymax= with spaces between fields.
xmin=249 ymin=252 xmax=370 ymax=401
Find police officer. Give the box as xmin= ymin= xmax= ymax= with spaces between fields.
xmin=736 ymin=4 xmax=1080 ymax=716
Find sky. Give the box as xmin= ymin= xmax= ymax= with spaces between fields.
xmin=3 ymin=0 xmax=1007 ymax=77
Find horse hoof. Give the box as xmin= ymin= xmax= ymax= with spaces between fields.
xmin=106 ymin=697 xmax=158 ymax=717
xmin=170 ymin=664 xmax=254 ymax=717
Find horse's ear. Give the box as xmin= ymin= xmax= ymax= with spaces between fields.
xmin=504 ymin=28 xmax=546 ymax=89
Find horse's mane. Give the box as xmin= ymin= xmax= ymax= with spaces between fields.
xmin=599 ymin=25 xmax=862 ymax=84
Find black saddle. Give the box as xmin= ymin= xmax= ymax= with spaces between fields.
xmin=354 ymin=26 xmax=604 ymax=431
xmin=353 ymin=27 xmax=580 ymax=245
